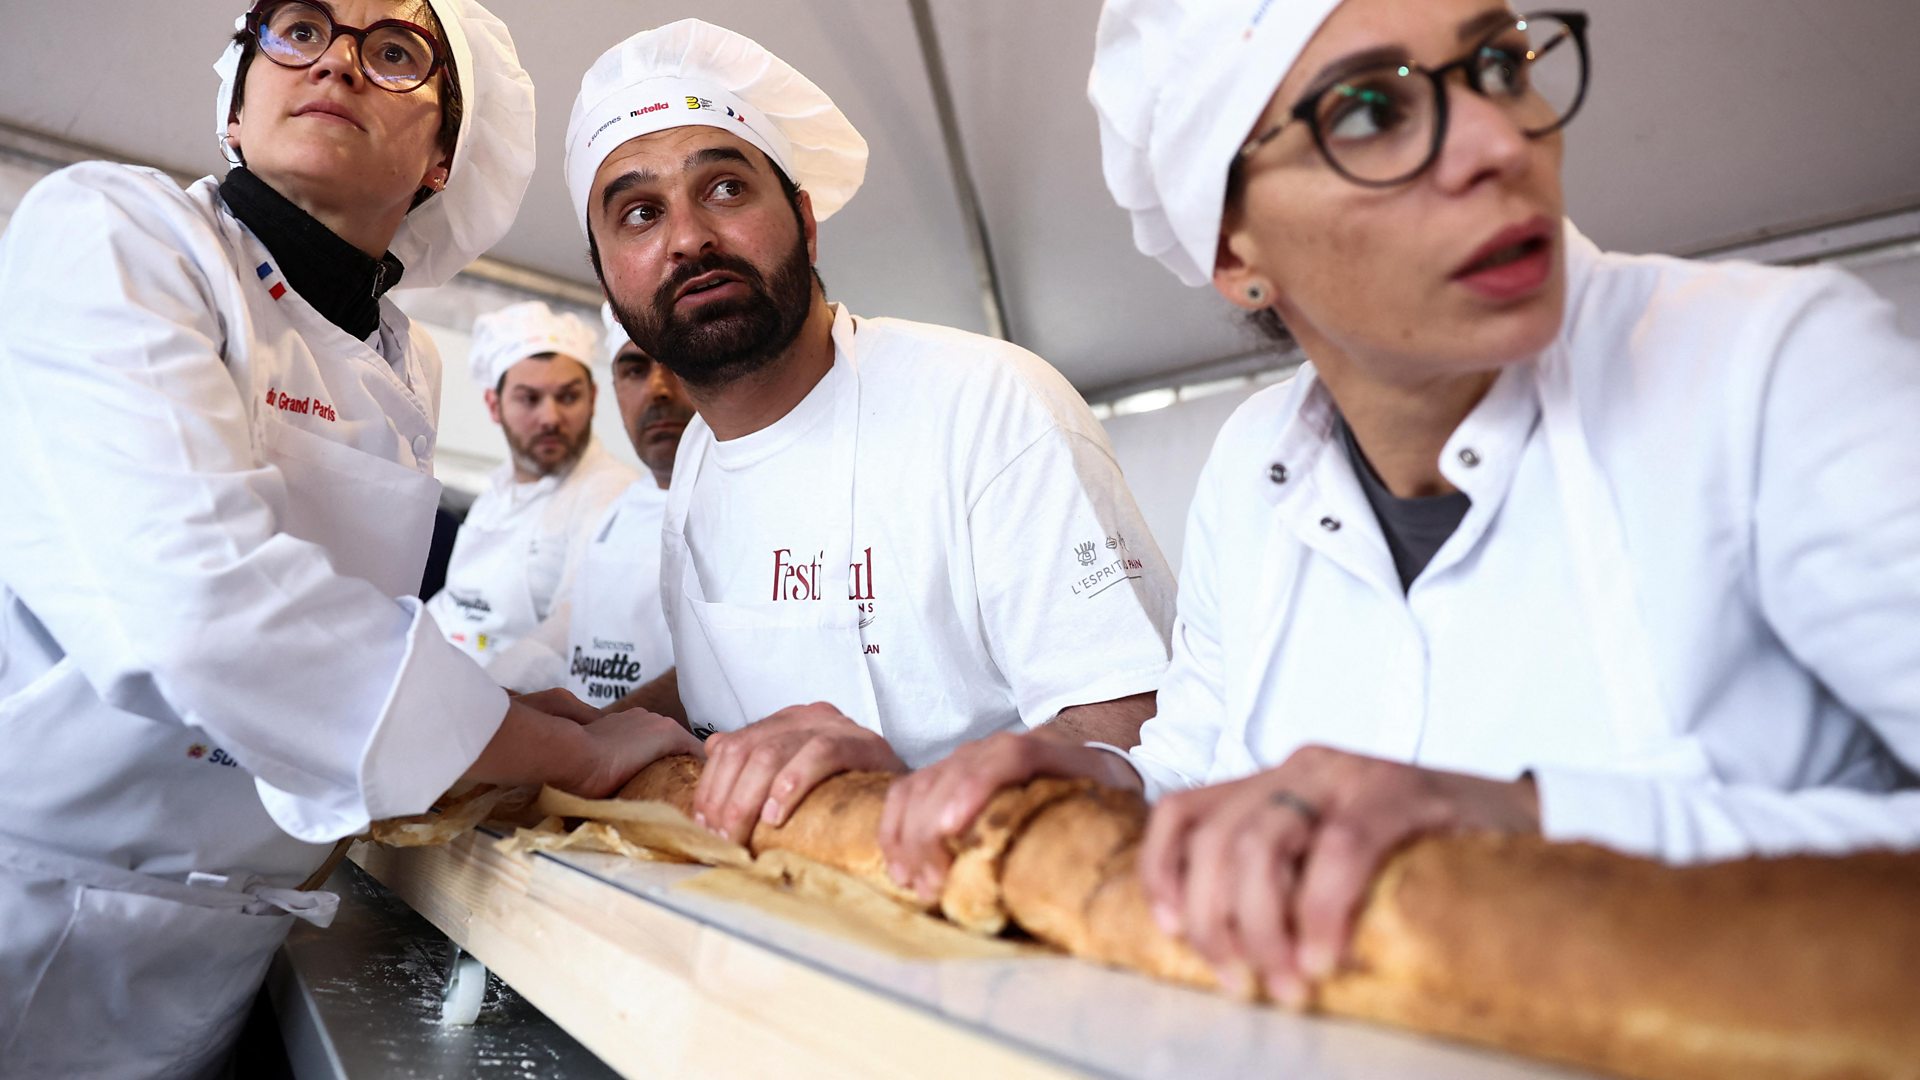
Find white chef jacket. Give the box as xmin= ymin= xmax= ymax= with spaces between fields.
xmin=0 ymin=163 xmax=508 ymax=1075
xmin=668 ymin=304 xmax=1175 ymax=766
xmin=1132 ymin=222 xmax=1920 ymax=864
xmin=486 ymin=478 xmax=674 ymax=703
xmin=425 ymin=437 xmax=636 ymax=661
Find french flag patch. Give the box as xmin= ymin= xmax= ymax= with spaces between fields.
xmin=256 ymin=261 xmax=287 ymax=301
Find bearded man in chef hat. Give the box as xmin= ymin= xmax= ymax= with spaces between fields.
xmin=561 ymin=20 xmax=1177 ymax=871
xmin=473 ymin=300 xmax=608 ymax=479
xmin=426 ymin=300 xmax=639 ymax=665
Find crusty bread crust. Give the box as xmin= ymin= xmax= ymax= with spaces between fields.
xmin=615 ymin=754 xmax=703 ymax=815
xmin=1321 ymin=834 xmax=1920 ymax=1080
xmin=998 ymin=787 xmax=1149 ymax=955
xmin=942 ymin=777 xmax=1092 ymax=934
xmin=750 ymin=771 xmax=928 ymax=910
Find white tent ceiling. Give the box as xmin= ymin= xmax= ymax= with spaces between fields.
xmin=3 ymin=0 xmax=1918 ymax=392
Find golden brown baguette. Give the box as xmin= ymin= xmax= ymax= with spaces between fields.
xmin=610 ymin=758 xmax=1090 ymax=925
xmin=748 ymin=771 xmax=928 ymax=910
xmin=1318 ymin=833 xmax=1920 ymax=1080
xmin=941 ymin=777 xmax=1092 ymax=934
xmin=1078 ymin=843 xmax=1216 ymax=991
xmin=614 ymin=753 xmax=703 ymax=816
xmin=997 ymin=786 xmax=1150 ymax=956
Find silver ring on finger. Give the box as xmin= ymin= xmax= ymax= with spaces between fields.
xmin=1267 ymin=789 xmax=1321 ymax=827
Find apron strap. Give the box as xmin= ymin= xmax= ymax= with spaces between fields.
xmin=0 ymin=833 xmax=340 ymax=928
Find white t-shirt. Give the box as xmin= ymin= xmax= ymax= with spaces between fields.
xmin=673 ymin=305 xmax=1175 ymax=766
xmin=486 ymin=479 xmax=673 ymax=704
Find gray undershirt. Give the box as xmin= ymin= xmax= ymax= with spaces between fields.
xmin=1337 ymin=417 xmax=1471 ymax=593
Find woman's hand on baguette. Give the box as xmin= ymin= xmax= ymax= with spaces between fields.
xmin=878 ymin=731 xmax=1144 ymax=902
xmin=1140 ymin=746 xmax=1539 ymax=1007
xmin=563 ymin=707 xmax=706 ymax=798
xmin=468 ymin=699 xmax=701 ymax=799
xmin=510 ymin=687 xmax=603 ymax=724
xmin=693 ymin=702 xmax=907 ymax=845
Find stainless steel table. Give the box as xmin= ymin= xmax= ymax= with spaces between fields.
xmin=267 ymin=860 xmax=620 ymax=1079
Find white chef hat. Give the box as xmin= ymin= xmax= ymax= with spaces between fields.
xmin=600 ymin=301 xmax=635 ymax=365
xmin=214 ymin=0 xmax=538 ymax=289
xmin=468 ymin=301 xmax=602 ymax=389
xmin=1089 ymin=0 xmax=1342 ymax=287
xmin=564 ymin=19 xmax=868 ymax=234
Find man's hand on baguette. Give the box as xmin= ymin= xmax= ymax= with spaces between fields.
xmin=692 ymin=702 xmax=907 ymax=845
xmin=1139 ymin=746 xmax=1540 ymax=1007
xmin=878 ymin=730 xmax=1143 ymax=902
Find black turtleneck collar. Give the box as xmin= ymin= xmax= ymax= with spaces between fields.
xmin=218 ymin=167 xmax=405 ymax=341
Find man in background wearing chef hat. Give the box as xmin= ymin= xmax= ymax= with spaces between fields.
xmin=425 ymin=300 xmax=638 ymax=663
xmin=564 ymin=19 xmax=1176 ymax=869
xmin=487 ymin=304 xmax=694 ymax=704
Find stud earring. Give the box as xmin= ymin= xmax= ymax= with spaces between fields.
xmin=1245 ymin=282 xmax=1268 ymax=305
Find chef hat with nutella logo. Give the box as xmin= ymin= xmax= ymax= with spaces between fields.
xmin=468 ymin=301 xmax=602 ymax=389
xmin=213 ymin=0 xmax=538 ymax=290
xmin=564 ymin=19 xmax=869 ymax=234
xmin=1089 ymin=0 xmax=1343 ymax=286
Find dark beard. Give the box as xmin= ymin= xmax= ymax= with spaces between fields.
xmin=612 ymin=232 xmax=813 ymax=392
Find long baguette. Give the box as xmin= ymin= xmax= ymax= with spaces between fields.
xmin=590 ymin=756 xmax=1920 ymax=1080
xmin=1320 ymin=833 xmax=1920 ymax=1080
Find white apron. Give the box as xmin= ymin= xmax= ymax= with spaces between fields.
xmin=663 ymin=317 xmax=882 ymax=739
xmin=431 ymin=494 xmax=543 ymax=662
xmin=0 ymin=176 xmax=440 ymax=1079
xmin=564 ymin=485 xmax=674 ymax=704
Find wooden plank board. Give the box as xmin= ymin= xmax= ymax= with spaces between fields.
xmin=350 ymin=835 xmax=1081 ymax=1079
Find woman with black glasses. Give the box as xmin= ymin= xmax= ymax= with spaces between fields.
xmin=881 ymin=0 xmax=1920 ymax=1010
xmin=0 ymin=3 xmax=695 ymax=1074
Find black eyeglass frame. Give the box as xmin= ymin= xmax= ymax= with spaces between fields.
xmin=245 ymin=0 xmax=449 ymax=95
xmin=1238 ymin=10 xmax=1591 ymax=188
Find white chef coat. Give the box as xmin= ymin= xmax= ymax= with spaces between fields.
xmin=486 ymin=478 xmax=674 ymax=703
xmin=1132 ymin=221 xmax=1920 ymax=864
xmin=425 ymin=437 xmax=635 ymax=661
xmin=667 ymin=304 xmax=1175 ymax=766
xmin=0 ymin=163 xmax=508 ymax=1076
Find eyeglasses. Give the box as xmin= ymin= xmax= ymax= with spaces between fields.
xmin=246 ymin=0 xmax=446 ymax=94
xmin=1239 ymin=10 xmax=1590 ymax=188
